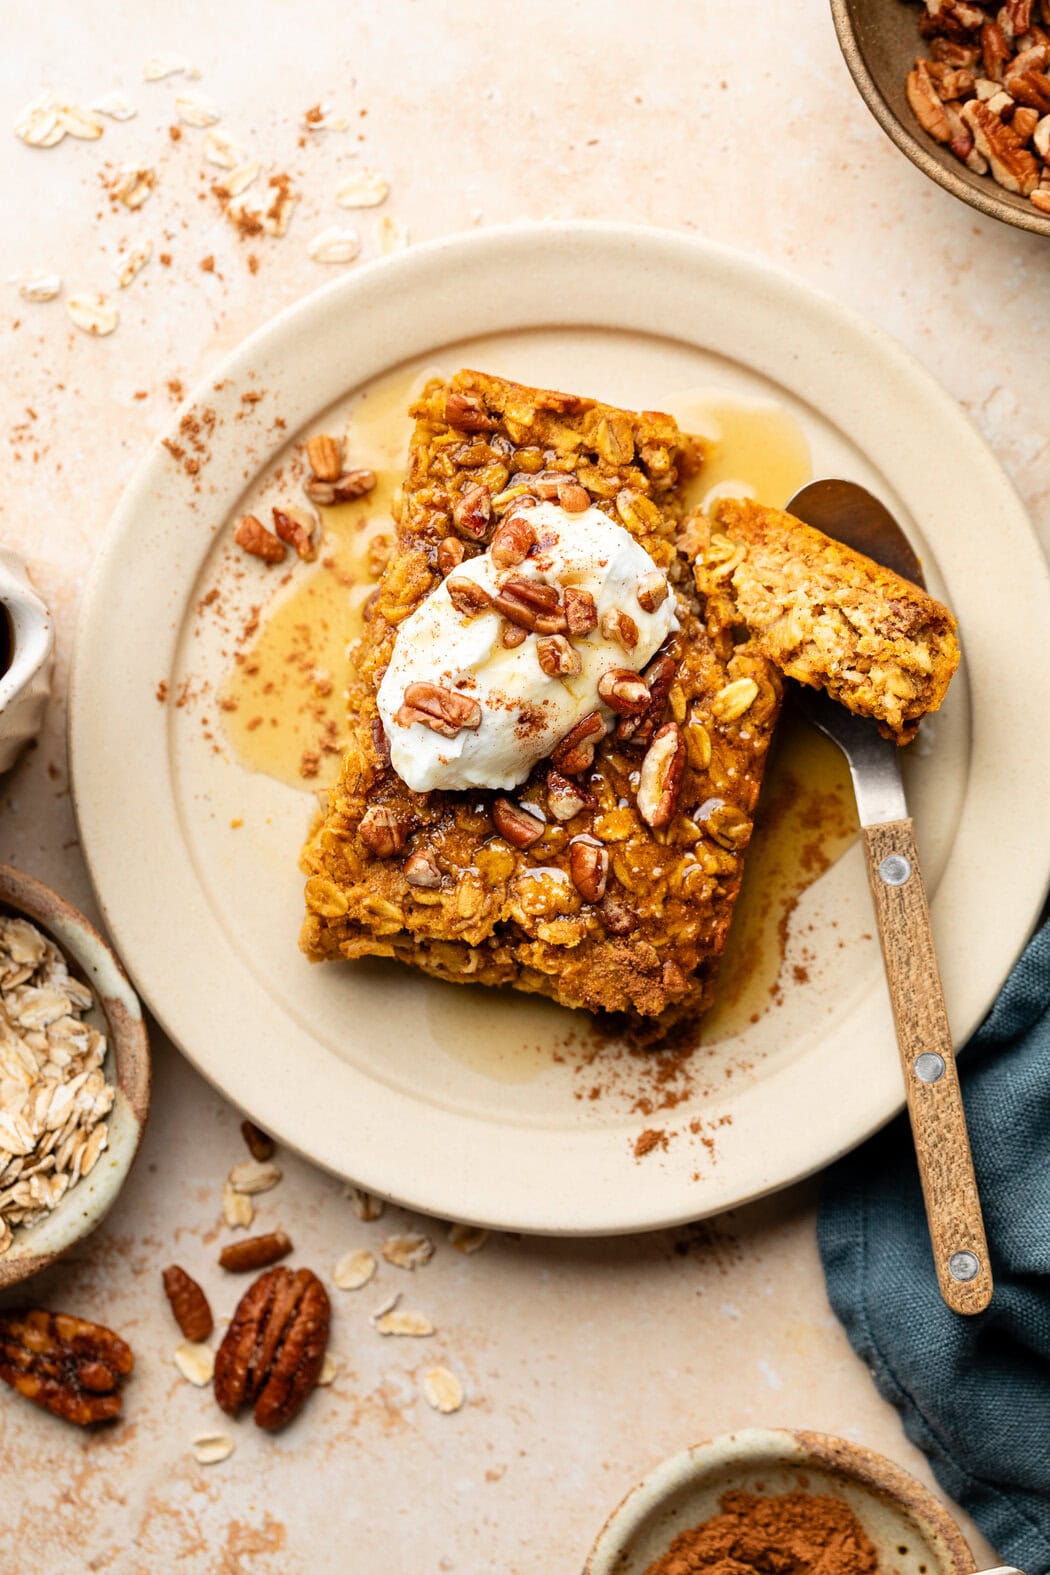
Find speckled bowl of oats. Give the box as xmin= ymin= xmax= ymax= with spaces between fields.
xmin=0 ymin=865 xmax=150 ymax=1290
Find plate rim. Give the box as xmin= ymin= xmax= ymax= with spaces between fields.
xmin=69 ymin=221 xmax=1050 ymax=1234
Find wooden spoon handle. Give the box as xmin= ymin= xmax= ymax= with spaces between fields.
xmin=862 ymin=818 xmax=993 ymax=1315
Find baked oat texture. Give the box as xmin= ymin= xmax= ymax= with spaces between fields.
xmin=694 ymin=498 xmax=960 ymax=744
xmin=299 ymin=369 xmax=784 ymax=1020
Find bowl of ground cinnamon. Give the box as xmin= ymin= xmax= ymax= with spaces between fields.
xmin=584 ymin=1428 xmax=979 ymax=1575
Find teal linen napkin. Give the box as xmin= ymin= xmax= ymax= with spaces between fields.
xmin=818 ymin=914 xmax=1050 ymax=1575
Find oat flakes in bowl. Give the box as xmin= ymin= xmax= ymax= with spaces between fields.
xmin=0 ymin=865 xmax=150 ymax=1290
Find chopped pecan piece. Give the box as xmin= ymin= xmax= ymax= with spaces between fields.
xmin=492 ymin=577 xmax=568 ymax=635
xmin=981 ymin=19 xmax=1011 ymax=80
xmin=213 ymin=1266 xmax=330 ymax=1432
xmin=1006 ymin=65 xmax=1050 ymax=111
xmin=962 ymin=98 xmax=1040 ymax=190
xmin=546 ymin=769 xmax=595 ymax=822
xmin=452 ymin=483 xmax=493 ymax=540
xmin=305 ymin=433 xmax=343 ymax=482
xmin=395 ymin=681 xmax=483 ymax=737
xmin=219 ymin=1230 xmax=294 ymax=1273
xmin=445 ymin=390 xmax=496 ymax=432
xmin=556 ymin=480 xmax=590 ymax=513
xmin=359 ymin=806 xmax=411 ymax=858
xmin=492 ymin=797 xmax=545 ymax=848
xmin=599 ymin=893 xmax=637 ymax=935
xmin=568 ymin=836 xmax=609 ymax=903
xmin=502 ymin=623 xmax=527 ymax=648
xmin=0 ymin=1308 xmax=133 ymax=1425
xmin=537 ymin=634 xmax=582 ymax=678
xmin=437 ymin=536 xmax=466 ymax=576
xmin=404 ymin=849 xmax=442 ymax=888
xmin=235 ymin=513 xmax=286 ymax=565
xmin=600 ymin=606 xmax=639 ymax=651
xmin=371 ymin=716 xmax=392 ymax=768
xmin=598 ymin=668 xmax=651 ymax=715
xmin=446 ymin=575 xmax=494 ymax=616
xmin=636 ymin=569 xmax=669 ymax=613
xmin=489 ymin=514 xmax=537 ymax=567
xmin=618 ymin=650 xmax=677 ymax=744
xmin=550 ymin=710 xmax=606 ymax=774
xmin=304 ymin=469 xmax=377 ymax=506
xmin=163 ymin=1265 xmax=214 ymax=1342
xmin=636 ymin=722 xmax=685 ymax=829
xmin=907 ymin=59 xmax=953 ymax=140
xmin=272 ymin=505 xmax=316 ymax=561
xmin=563 ymin=587 xmax=598 ymax=636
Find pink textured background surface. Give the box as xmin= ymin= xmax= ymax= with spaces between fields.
xmin=2 ymin=1 xmax=1046 ymax=1569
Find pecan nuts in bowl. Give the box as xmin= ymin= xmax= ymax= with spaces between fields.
xmin=831 ymin=0 xmax=1050 ymax=236
xmin=0 ymin=865 xmax=151 ymax=1291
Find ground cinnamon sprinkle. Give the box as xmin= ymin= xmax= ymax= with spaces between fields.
xmin=642 ymin=1490 xmax=880 ymax=1575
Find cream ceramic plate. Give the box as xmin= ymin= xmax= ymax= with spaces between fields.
xmin=70 ymin=224 xmax=1050 ymax=1234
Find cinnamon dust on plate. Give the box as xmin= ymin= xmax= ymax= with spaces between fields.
xmin=642 ymin=1490 xmax=880 ymax=1575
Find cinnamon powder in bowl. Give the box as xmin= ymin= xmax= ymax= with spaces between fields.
xmin=585 ymin=1429 xmax=976 ymax=1575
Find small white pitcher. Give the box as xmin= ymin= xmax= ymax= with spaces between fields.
xmin=0 ymin=550 xmax=53 ymax=773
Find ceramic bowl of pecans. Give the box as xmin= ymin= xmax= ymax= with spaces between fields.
xmin=832 ymin=0 xmax=1050 ymax=237
xmin=0 ymin=865 xmax=150 ymax=1290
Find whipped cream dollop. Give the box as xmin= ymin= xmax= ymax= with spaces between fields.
xmin=376 ymin=502 xmax=679 ymax=792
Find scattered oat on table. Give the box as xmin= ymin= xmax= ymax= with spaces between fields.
xmin=66 ymin=291 xmax=119 ymax=336
xmin=144 ymin=54 xmax=192 ymax=81
xmin=377 ymin=214 xmax=409 ymax=254
xmin=173 ymin=1340 xmax=215 ymax=1387
xmin=16 ymin=272 xmax=62 ymax=303
xmin=0 ymin=917 xmax=114 ymax=1256
xmin=336 ymin=169 xmax=390 ymax=208
xmin=227 ymin=1158 xmax=281 ymax=1194
xmin=192 ymin=1432 xmax=235 ymax=1465
xmin=371 ymin=1294 xmax=434 ymax=1337
xmin=176 ymin=91 xmax=220 ymax=128
xmin=111 ymin=164 xmax=155 ymax=209
xmin=221 ymin=159 xmax=260 ymax=199
xmin=316 ymin=1352 xmax=338 ymax=1386
xmin=91 ymin=91 xmax=137 ymax=121
xmin=382 ymin=1233 xmax=434 ymax=1270
xmin=448 ymin=1223 xmax=488 ymax=1255
xmin=333 ymin=1248 xmax=377 ymax=1290
xmin=202 ymin=128 xmax=246 ymax=169
xmin=348 ymin=1185 xmax=384 ymax=1221
xmin=115 ymin=241 xmax=152 ymax=289
xmin=222 ymin=1179 xmax=254 ymax=1229
xmin=307 ymin=226 xmax=361 ymax=264
xmin=422 ymin=1365 xmax=464 ymax=1414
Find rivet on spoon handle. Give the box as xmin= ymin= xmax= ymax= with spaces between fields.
xmin=863 ymin=817 xmax=992 ymax=1316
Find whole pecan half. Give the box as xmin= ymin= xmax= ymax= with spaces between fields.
xmin=492 ymin=796 xmax=545 ymax=849
xmin=637 ymin=722 xmax=685 ymax=829
xmin=445 ymin=390 xmax=496 ymax=432
xmin=546 ymin=769 xmax=595 ymax=823
xmin=563 ymin=587 xmax=598 ymax=636
xmin=272 ymin=506 xmax=316 ymax=561
xmin=359 ymin=805 xmax=411 ymax=858
xmin=305 ymin=432 xmax=343 ymax=482
xmin=213 ymin=1266 xmax=330 ymax=1432
xmin=492 ymin=577 xmax=567 ymax=635
xmin=551 ymin=710 xmax=606 ymax=775
xmin=568 ymin=836 xmax=609 ymax=903
xmin=598 ymin=668 xmax=650 ymax=716
xmin=235 ymin=513 xmax=286 ymax=565
xmin=0 ymin=1308 xmax=134 ymax=1425
xmin=452 ymin=483 xmax=493 ymax=540
xmin=163 ymin=1265 xmax=214 ymax=1342
xmin=219 ymin=1230 xmax=293 ymax=1273
xmin=490 ymin=514 xmax=537 ymax=567
xmin=395 ymin=681 xmax=483 ymax=738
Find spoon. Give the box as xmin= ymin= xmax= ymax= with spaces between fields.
xmin=786 ymin=479 xmax=992 ymax=1316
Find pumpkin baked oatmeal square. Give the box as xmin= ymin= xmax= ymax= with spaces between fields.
xmin=299 ymin=370 xmax=784 ymax=1021
xmin=691 ymin=498 xmax=960 ymax=745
